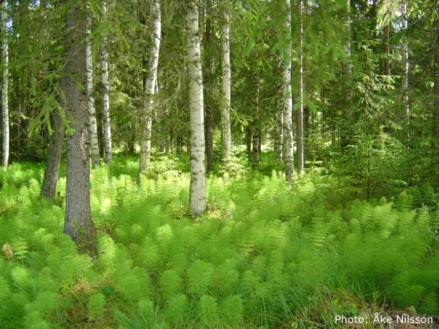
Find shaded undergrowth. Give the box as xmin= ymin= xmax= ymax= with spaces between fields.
xmin=0 ymin=158 xmax=438 ymax=328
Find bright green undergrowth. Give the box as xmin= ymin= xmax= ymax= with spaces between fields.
xmin=0 ymin=159 xmax=438 ymax=328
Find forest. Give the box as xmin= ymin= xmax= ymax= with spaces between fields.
xmin=1 ymin=0 xmax=439 ymax=327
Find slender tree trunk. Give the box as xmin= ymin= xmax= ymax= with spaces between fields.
xmin=383 ymin=0 xmax=391 ymax=76
xmin=101 ymin=1 xmax=112 ymax=165
xmin=246 ymin=126 xmax=252 ymax=156
xmin=138 ymin=0 xmax=161 ymax=181
xmin=41 ymin=109 xmax=64 ymax=200
xmin=204 ymin=0 xmax=213 ymax=172
xmin=433 ymin=26 xmax=439 ymax=143
xmin=402 ymin=2 xmax=410 ymax=128
xmin=186 ymin=1 xmax=206 ymax=215
xmin=205 ymin=104 xmax=213 ymax=171
xmin=87 ymin=6 xmax=100 ymax=167
xmin=340 ymin=0 xmax=353 ymax=151
xmin=221 ymin=2 xmax=232 ymax=164
xmin=63 ymin=0 xmax=95 ymax=252
xmin=275 ymin=91 xmax=283 ymax=162
xmin=252 ymin=77 xmax=260 ymax=168
xmin=297 ymin=0 xmax=304 ymax=172
xmin=1 ymin=0 xmax=9 ymax=168
xmin=283 ymin=0 xmax=294 ymax=183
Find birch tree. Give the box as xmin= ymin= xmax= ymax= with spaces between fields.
xmin=63 ymin=0 xmax=95 ymax=251
xmin=204 ymin=0 xmax=214 ymax=172
xmin=101 ymin=0 xmax=112 ymax=164
xmin=282 ymin=0 xmax=294 ymax=183
xmin=1 ymin=0 xmax=8 ymax=168
xmin=138 ymin=0 xmax=161 ymax=180
xmin=87 ymin=5 xmax=100 ymax=167
xmin=402 ymin=1 xmax=410 ymax=125
xmin=186 ymin=0 xmax=206 ymax=215
xmin=221 ymin=1 xmax=232 ymax=164
xmin=297 ymin=0 xmax=304 ymax=172
xmin=275 ymin=92 xmax=283 ymax=162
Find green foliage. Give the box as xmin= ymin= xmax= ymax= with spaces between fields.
xmin=199 ymin=295 xmax=219 ymax=325
xmin=87 ymin=293 xmax=105 ymax=321
xmin=1 ymin=162 xmax=438 ymax=328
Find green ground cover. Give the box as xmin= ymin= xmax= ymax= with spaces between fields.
xmin=0 ymin=156 xmax=438 ymax=328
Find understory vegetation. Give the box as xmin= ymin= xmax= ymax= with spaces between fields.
xmin=1 ymin=154 xmax=438 ymax=328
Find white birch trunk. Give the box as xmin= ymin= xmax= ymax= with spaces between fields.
xmin=186 ymin=1 xmax=206 ymax=215
xmin=275 ymin=97 xmax=283 ymax=162
xmin=138 ymin=0 xmax=161 ymax=179
xmin=1 ymin=0 xmax=8 ymax=168
xmin=297 ymin=0 xmax=304 ymax=172
xmin=101 ymin=1 xmax=112 ymax=164
xmin=86 ymin=6 xmax=100 ymax=167
xmin=402 ymin=2 xmax=410 ymax=124
xmin=221 ymin=3 xmax=232 ymax=164
xmin=283 ymin=0 xmax=294 ymax=183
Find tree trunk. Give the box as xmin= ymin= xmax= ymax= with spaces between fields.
xmin=1 ymin=0 xmax=9 ymax=168
xmin=283 ymin=0 xmax=294 ymax=183
xmin=340 ymin=0 xmax=353 ymax=151
xmin=221 ymin=2 xmax=232 ymax=164
xmin=138 ymin=0 xmax=161 ymax=181
xmin=252 ymin=79 xmax=260 ymax=169
xmin=402 ymin=1 xmax=410 ymax=129
xmin=87 ymin=6 xmax=100 ymax=167
xmin=63 ymin=0 xmax=95 ymax=252
xmin=275 ymin=95 xmax=283 ymax=162
xmin=246 ymin=126 xmax=252 ymax=156
xmin=204 ymin=0 xmax=213 ymax=172
xmin=205 ymin=104 xmax=213 ymax=172
xmin=101 ymin=1 xmax=112 ymax=165
xmin=433 ymin=25 xmax=439 ymax=144
xmin=297 ymin=0 xmax=304 ymax=172
xmin=41 ymin=110 xmax=64 ymax=200
xmin=186 ymin=1 xmax=206 ymax=215
xmin=383 ymin=0 xmax=391 ymax=76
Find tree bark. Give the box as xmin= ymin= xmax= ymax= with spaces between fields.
xmin=402 ymin=2 xmax=410 ymax=128
xmin=101 ymin=0 xmax=112 ymax=165
xmin=87 ymin=5 xmax=100 ymax=167
xmin=186 ymin=1 xmax=206 ymax=215
xmin=1 ymin=0 xmax=9 ymax=168
xmin=41 ymin=109 xmax=64 ymax=200
xmin=283 ymin=0 xmax=294 ymax=183
xmin=383 ymin=0 xmax=391 ymax=76
xmin=221 ymin=1 xmax=232 ymax=165
xmin=340 ymin=0 xmax=353 ymax=151
xmin=204 ymin=0 xmax=213 ymax=172
xmin=433 ymin=26 xmax=439 ymax=143
xmin=297 ymin=0 xmax=304 ymax=172
xmin=274 ymin=94 xmax=283 ymax=162
xmin=138 ymin=0 xmax=161 ymax=181
xmin=63 ymin=0 xmax=95 ymax=252
xmin=252 ymin=77 xmax=260 ymax=168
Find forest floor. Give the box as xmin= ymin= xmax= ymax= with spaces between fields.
xmin=0 ymin=155 xmax=438 ymax=328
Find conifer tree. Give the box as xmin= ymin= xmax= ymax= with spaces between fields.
xmin=63 ymin=0 xmax=95 ymax=251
